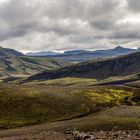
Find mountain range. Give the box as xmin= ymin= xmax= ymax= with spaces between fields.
xmin=0 ymin=46 xmax=140 ymax=82
xmin=1 ymin=46 xmax=140 ymax=134
xmin=26 ymin=46 xmax=138 ymax=62
xmin=0 ymin=46 xmax=136 ymax=60
xmin=26 ymin=50 xmax=140 ymax=81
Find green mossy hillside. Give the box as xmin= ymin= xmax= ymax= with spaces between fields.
xmin=0 ymin=83 xmax=138 ymax=129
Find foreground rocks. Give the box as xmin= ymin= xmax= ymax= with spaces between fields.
xmin=1 ymin=130 xmax=140 ymax=140
xmin=66 ymin=130 xmax=140 ymax=140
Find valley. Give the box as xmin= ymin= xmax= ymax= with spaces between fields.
xmin=0 ymin=47 xmax=139 ymax=139
xmin=0 ymin=56 xmax=70 ymax=82
xmin=1 ymin=0 xmax=140 ymax=139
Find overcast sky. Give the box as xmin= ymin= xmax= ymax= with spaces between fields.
xmin=0 ymin=0 xmax=140 ymax=53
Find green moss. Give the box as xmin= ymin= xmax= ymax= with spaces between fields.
xmin=84 ymin=89 xmax=133 ymax=107
xmin=0 ymin=81 xmax=138 ymax=129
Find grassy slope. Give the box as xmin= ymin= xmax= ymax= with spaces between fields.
xmin=26 ymin=77 xmax=98 ymax=87
xmin=0 ymin=106 xmax=140 ymax=138
xmin=0 ymin=80 xmax=139 ymax=129
xmin=45 ymin=105 xmax=140 ymax=131
xmin=25 ymin=75 xmax=140 ymax=88
xmin=0 ymin=56 xmax=70 ymax=79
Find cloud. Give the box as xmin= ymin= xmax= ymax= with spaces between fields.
xmin=127 ymin=0 xmax=140 ymax=12
xmin=0 ymin=0 xmax=139 ymax=52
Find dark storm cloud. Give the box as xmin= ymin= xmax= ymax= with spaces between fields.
xmin=0 ymin=0 xmax=38 ymax=41
xmin=0 ymin=0 xmax=139 ymax=52
xmin=109 ymin=31 xmax=140 ymax=39
xmin=0 ymin=22 xmax=36 ymax=41
xmin=90 ymin=20 xmax=116 ymax=30
xmin=127 ymin=0 xmax=140 ymax=12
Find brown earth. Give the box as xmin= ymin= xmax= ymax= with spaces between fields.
xmin=1 ymin=130 xmax=140 ymax=140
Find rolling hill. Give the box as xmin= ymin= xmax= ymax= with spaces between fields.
xmin=0 ymin=47 xmax=24 ymax=57
xmin=0 ymin=82 xmax=138 ymax=129
xmin=0 ymin=56 xmax=70 ymax=79
xmin=0 ymin=47 xmax=70 ymax=79
xmin=26 ymin=50 xmax=140 ymax=81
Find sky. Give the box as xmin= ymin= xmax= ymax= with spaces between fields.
xmin=0 ymin=0 xmax=140 ymax=53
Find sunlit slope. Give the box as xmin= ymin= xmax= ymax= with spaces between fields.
xmin=0 ymin=56 xmax=70 ymax=78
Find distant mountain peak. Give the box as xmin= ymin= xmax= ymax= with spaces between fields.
xmin=114 ymin=46 xmax=124 ymax=50
xmin=110 ymin=46 xmax=134 ymax=55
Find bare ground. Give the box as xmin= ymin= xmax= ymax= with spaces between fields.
xmin=1 ymin=130 xmax=140 ymax=140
